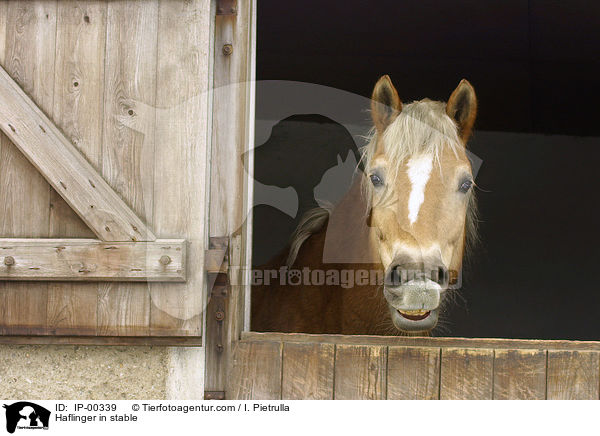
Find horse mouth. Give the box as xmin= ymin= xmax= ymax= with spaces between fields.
xmin=389 ymin=306 xmax=439 ymax=332
xmin=397 ymin=309 xmax=431 ymax=321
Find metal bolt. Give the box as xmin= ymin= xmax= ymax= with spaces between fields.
xmin=222 ymin=44 xmax=233 ymax=56
xmin=4 ymin=256 xmax=14 ymax=266
xmin=159 ymin=255 xmax=171 ymax=265
xmin=215 ymin=310 xmax=225 ymax=321
xmin=216 ymin=344 xmax=224 ymax=353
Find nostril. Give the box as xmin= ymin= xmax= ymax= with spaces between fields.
xmin=392 ymin=266 xmax=402 ymax=286
xmin=437 ymin=266 xmax=448 ymax=285
xmin=387 ymin=265 xmax=402 ymax=287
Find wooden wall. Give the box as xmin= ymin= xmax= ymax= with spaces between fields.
xmin=229 ymin=333 xmax=600 ymax=400
xmin=0 ymin=0 xmax=211 ymax=340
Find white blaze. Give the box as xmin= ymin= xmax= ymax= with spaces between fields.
xmin=407 ymin=154 xmax=433 ymax=225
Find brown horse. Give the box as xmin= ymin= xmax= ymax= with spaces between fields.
xmin=251 ymin=76 xmax=478 ymax=335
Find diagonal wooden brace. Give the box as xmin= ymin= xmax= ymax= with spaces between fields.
xmin=0 ymin=65 xmax=155 ymax=242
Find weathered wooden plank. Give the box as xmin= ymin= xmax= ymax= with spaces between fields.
xmin=242 ymin=331 xmax=600 ymax=352
xmin=0 ymin=1 xmax=56 ymax=335
xmin=148 ymin=0 xmax=211 ymax=337
xmin=0 ymin=63 xmax=156 ymax=242
xmin=227 ymin=341 xmax=282 ymax=399
xmin=4 ymin=1 xmax=56 ymax=113
xmin=493 ymin=349 xmax=546 ymax=400
xmin=282 ymin=342 xmax=334 ymax=400
xmin=102 ymin=0 xmax=157 ymax=228
xmin=97 ymin=281 xmax=150 ymax=336
xmin=547 ymin=350 xmax=600 ymax=400
xmin=210 ymin=6 xmax=253 ymax=238
xmin=98 ymin=0 xmax=159 ymax=336
xmin=440 ymin=348 xmax=494 ymax=400
xmin=387 ymin=346 xmax=440 ymax=400
xmin=50 ymin=0 xmax=105 ymax=238
xmin=240 ymin=0 xmax=256 ymax=334
xmin=47 ymin=1 xmax=107 ymax=336
xmin=46 ymin=288 xmax=97 ymax=336
xmin=205 ymin=0 xmax=255 ymax=393
xmin=334 ymin=344 xmax=387 ymax=400
xmin=0 ymin=335 xmax=202 ymax=346
xmin=0 ymin=1 xmax=6 ymax=64
xmin=0 ymin=239 xmax=185 ymax=281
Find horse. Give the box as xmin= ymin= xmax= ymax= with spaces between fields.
xmin=251 ymin=75 xmax=478 ymax=335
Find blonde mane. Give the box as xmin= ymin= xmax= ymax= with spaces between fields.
xmin=287 ymin=99 xmax=479 ymax=267
xmin=286 ymin=205 xmax=332 ymax=267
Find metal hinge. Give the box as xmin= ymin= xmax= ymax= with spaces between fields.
xmin=204 ymin=391 xmax=225 ymax=400
xmin=216 ymin=0 xmax=237 ymax=15
xmin=204 ymin=236 xmax=230 ymax=398
xmin=205 ymin=236 xmax=229 ymax=274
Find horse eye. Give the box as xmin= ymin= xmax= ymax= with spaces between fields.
xmin=459 ymin=179 xmax=473 ymax=193
xmin=370 ymin=174 xmax=384 ymax=187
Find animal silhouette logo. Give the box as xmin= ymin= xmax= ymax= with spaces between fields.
xmin=2 ymin=402 xmax=50 ymax=433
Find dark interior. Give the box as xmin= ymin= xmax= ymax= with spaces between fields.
xmin=253 ymin=0 xmax=600 ymax=340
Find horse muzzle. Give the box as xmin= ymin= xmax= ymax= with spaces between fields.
xmin=384 ymin=280 xmax=442 ymax=332
xmin=383 ymin=256 xmax=449 ymax=332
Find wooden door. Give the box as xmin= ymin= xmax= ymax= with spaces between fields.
xmin=0 ymin=0 xmax=213 ymax=344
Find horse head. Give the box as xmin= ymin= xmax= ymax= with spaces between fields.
xmin=364 ymin=75 xmax=478 ymax=333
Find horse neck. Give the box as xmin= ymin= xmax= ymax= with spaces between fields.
xmin=324 ymin=176 xmax=394 ymax=334
xmin=324 ymin=175 xmax=380 ymax=266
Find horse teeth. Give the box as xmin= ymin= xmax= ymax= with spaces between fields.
xmin=399 ymin=309 xmax=428 ymax=315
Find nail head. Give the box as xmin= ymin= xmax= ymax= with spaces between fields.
xmin=159 ymin=255 xmax=171 ymax=265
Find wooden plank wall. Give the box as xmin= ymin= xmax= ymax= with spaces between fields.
xmin=228 ymin=339 xmax=600 ymax=400
xmin=0 ymin=0 xmax=211 ymax=340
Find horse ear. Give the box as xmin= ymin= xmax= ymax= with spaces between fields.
xmin=371 ymin=75 xmax=402 ymax=134
xmin=446 ymin=79 xmax=477 ymax=142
